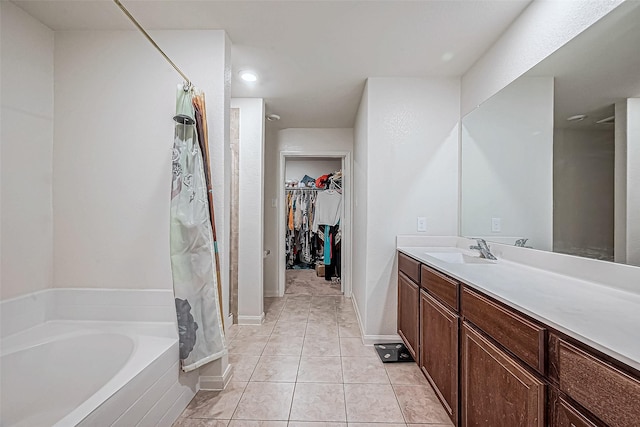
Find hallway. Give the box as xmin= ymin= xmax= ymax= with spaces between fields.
xmin=174 ymin=295 xmax=452 ymax=426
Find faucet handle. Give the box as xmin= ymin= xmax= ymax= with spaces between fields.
xmin=469 ymin=245 xmax=481 ymax=250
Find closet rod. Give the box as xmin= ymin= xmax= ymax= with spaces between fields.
xmin=113 ymin=0 xmax=193 ymax=88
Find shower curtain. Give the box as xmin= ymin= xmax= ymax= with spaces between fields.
xmin=170 ymin=85 xmax=226 ymax=372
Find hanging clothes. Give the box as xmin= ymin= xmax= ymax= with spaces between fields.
xmin=312 ymin=189 xmax=342 ymax=233
xmin=170 ymin=85 xmax=226 ymax=372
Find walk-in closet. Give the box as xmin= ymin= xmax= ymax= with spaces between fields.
xmin=284 ymin=157 xmax=344 ymax=295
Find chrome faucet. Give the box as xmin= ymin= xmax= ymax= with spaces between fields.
xmin=470 ymin=238 xmax=497 ymax=260
xmin=514 ymin=238 xmax=532 ymax=248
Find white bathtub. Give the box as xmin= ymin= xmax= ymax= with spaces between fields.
xmin=0 ymin=289 xmax=198 ymax=427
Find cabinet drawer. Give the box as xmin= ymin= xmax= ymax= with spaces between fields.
xmin=462 ymin=287 xmax=546 ymax=373
xmin=549 ymin=390 xmax=599 ymax=427
xmin=398 ymin=252 xmax=420 ymax=283
xmin=549 ymin=335 xmax=640 ymax=427
xmin=421 ymin=265 xmax=458 ymax=311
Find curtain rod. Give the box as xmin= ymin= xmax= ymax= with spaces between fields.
xmin=113 ymin=0 xmax=192 ymax=89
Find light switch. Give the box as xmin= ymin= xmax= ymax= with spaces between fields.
xmin=417 ymin=217 xmax=427 ymax=232
xmin=491 ymin=217 xmax=501 ymax=232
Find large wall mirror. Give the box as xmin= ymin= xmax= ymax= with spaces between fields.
xmin=461 ymin=2 xmax=640 ymax=265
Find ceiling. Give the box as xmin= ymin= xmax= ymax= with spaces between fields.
xmin=13 ymin=0 xmax=531 ymax=130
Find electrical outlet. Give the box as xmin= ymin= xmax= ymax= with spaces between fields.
xmin=417 ymin=217 xmax=427 ymax=232
xmin=491 ymin=217 xmax=501 ymax=232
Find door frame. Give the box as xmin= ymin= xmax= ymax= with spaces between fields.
xmin=277 ymin=151 xmax=353 ymax=298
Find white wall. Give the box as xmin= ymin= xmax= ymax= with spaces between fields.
xmin=554 ymin=128 xmax=614 ymax=260
xmin=352 ymin=82 xmax=369 ymax=325
xmin=627 ymin=98 xmax=640 ymax=266
xmin=356 ymin=78 xmax=460 ymax=339
xmin=263 ymin=128 xmax=353 ymax=297
xmin=232 ymin=98 xmax=265 ymax=324
xmin=461 ymin=77 xmax=554 ymax=251
xmin=53 ymin=30 xmax=231 ymax=323
xmin=615 ymin=101 xmax=627 ymax=263
xmin=0 ymin=2 xmax=54 ymax=300
xmin=285 ymin=158 xmax=342 ymax=182
xmin=263 ymin=126 xmax=280 ymax=297
xmin=461 ymin=0 xmax=623 ymax=115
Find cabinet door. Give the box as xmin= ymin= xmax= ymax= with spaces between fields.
xmin=461 ymin=322 xmax=545 ymax=427
xmin=398 ymin=271 xmax=420 ymax=361
xmin=420 ymin=290 xmax=459 ymax=425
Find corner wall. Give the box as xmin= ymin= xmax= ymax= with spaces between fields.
xmin=232 ymin=98 xmax=265 ymax=324
xmin=355 ymin=78 xmax=460 ymax=340
xmin=0 ymin=2 xmax=54 ymax=300
xmin=52 ymin=30 xmax=231 ymax=323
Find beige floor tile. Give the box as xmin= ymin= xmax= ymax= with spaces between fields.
xmin=181 ymin=382 xmax=247 ymax=419
xmin=297 ymin=357 xmax=343 ymax=383
xmin=173 ymin=419 xmax=229 ymax=427
xmin=393 ymin=385 xmax=452 ymax=425
xmin=339 ymin=338 xmax=377 ymax=358
xmin=306 ymin=321 xmax=339 ymax=337
xmin=347 ymin=424 xmax=406 ymax=427
xmin=262 ymin=335 xmax=304 ymax=356
xmin=232 ymin=382 xmax=295 ymax=420
xmin=272 ymin=321 xmax=307 ymax=337
xmin=344 ymin=384 xmax=404 ymax=423
xmin=228 ymin=421 xmax=287 ymax=427
xmin=278 ymin=310 xmax=310 ymax=322
xmin=308 ymin=312 xmax=338 ymax=324
xmin=290 ymin=423 xmax=346 ymax=427
xmin=228 ymin=336 xmax=270 ymax=355
xmin=250 ymin=356 xmax=300 ymax=382
xmin=289 ymin=383 xmax=347 ymax=422
xmin=338 ymin=322 xmax=361 ymax=338
xmin=384 ymin=363 xmax=429 ymax=386
xmin=234 ymin=323 xmax=275 ymax=339
xmin=302 ymin=335 xmax=341 ymax=357
xmin=228 ymin=354 xmax=260 ymax=382
xmin=341 ymin=357 xmax=388 ymax=384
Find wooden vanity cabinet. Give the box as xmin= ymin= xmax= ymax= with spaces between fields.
xmin=548 ymin=333 xmax=640 ymax=427
xmin=420 ymin=289 xmax=459 ymax=425
xmin=461 ymin=322 xmax=545 ymax=427
xmin=398 ymin=271 xmax=420 ymax=361
xmin=396 ymin=251 xmax=640 ymax=427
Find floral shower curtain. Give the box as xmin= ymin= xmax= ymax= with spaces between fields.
xmin=170 ymin=85 xmax=226 ymax=372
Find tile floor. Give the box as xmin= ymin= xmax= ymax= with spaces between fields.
xmin=174 ymin=295 xmax=453 ymax=427
xmin=285 ymin=270 xmax=342 ymax=296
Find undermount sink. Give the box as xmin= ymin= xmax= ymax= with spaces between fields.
xmin=424 ymin=251 xmax=496 ymax=264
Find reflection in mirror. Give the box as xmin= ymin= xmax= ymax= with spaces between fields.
xmin=461 ymin=2 xmax=640 ymax=265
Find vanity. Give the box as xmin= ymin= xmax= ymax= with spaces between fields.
xmin=396 ymin=243 xmax=640 ymax=427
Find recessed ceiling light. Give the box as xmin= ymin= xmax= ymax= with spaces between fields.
xmin=266 ymin=114 xmax=281 ymax=121
xmin=239 ymin=71 xmax=258 ymax=82
xmin=566 ymin=114 xmax=587 ymax=122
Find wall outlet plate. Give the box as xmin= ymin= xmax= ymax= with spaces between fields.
xmin=417 ymin=217 xmax=427 ymax=232
xmin=491 ymin=217 xmax=501 ymax=232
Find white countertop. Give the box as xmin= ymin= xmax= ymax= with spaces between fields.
xmin=398 ymin=245 xmax=640 ymax=372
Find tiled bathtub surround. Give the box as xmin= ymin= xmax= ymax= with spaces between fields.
xmin=175 ymin=295 xmax=453 ymax=427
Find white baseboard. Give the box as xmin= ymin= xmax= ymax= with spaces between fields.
xmin=237 ymin=313 xmax=265 ymax=325
xmin=199 ymin=363 xmax=233 ymax=391
xmin=351 ymin=296 xmax=401 ymax=346
xmin=264 ymin=291 xmax=280 ymax=298
xmin=362 ymin=334 xmax=402 ymax=346
xmin=225 ymin=314 xmax=234 ymax=335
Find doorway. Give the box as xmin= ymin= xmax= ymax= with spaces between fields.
xmin=277 ymin=151 xmax=352 ymax=298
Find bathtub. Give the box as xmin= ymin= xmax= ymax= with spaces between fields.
xmin=0 ymin=289 xmax=198 ymax=427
